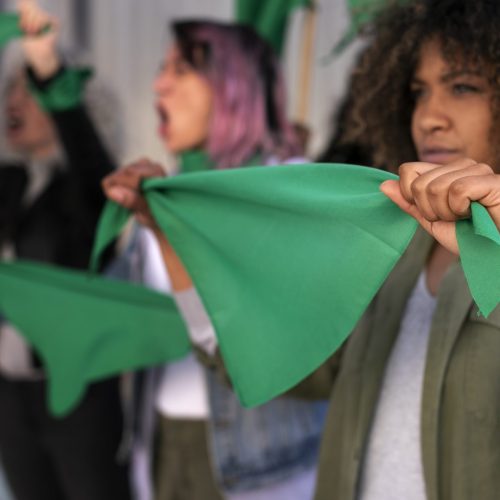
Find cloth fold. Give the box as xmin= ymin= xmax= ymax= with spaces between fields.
xmin=1 ymin=163 xmax=499 ymax=416
xmin=0 ymin=260 xmax=190 ymax=415
xmin=91 ymin=163 xmax=500 ymax=407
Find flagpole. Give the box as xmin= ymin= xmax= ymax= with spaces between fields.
xmin=296 ymin=1 xmax=317 ymax=127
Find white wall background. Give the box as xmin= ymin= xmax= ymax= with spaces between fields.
xmin=1 ymin=0 xmax=363 ymax=165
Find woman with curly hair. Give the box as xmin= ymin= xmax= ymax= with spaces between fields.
xmin=309 ymin=1 xmax=500 ymax=499
xmin=103 ymin=1 xmax=500 ymax=499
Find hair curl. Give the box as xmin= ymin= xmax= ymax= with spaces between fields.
xmin=342 ymin=0 xmax=500 ymax=170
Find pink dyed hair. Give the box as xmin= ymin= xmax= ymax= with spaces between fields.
xmin=172 ymin=20 xmax=301 ymax=169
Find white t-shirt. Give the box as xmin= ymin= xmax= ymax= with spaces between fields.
xmin=358 ymin=272 xmax=437 ymax=500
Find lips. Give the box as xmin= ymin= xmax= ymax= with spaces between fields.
xmin=418 ymin=147 xmax=462 ymax=164
xmin=156 ymin=103 xmax=169 ymax=139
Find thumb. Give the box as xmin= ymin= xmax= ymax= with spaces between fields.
xmin=380 ymin=180 xmax=431 ymax=230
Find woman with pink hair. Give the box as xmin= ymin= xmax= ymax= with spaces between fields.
xmin=112 ymin=20 xmax=326 ymax=500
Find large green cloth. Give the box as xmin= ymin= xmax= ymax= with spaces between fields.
xmin=235 ymin=0 xmax=312 ymax=55
xmin=0 ymin=260 xmax=190 ymax=415
xmin=1 ymin=163 xmax=499 ymax=416
xmin=91 ymin=163 xmax=500 ymax=407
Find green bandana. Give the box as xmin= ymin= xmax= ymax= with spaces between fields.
xmin=0 ymin=13 xmax=51 ymax=48
xmin=90 ymin=163 xmax=500 ymax=408
xmin=29 ymin=67 xmax=93 ymax=112
xmin=333 ymin=0 xmax=411 ymax=55
xmin=1 ymin=163 xmax=499 ymax=416
xmin=179 ymin=150 xmax=214 ymax=174
xmin=236 ymin=0 xmax=312 ymax=55
xmin=0 ymin=261 xmax=190 ymax=415
xmin=0 ymin=13 xmax=22 ymax=47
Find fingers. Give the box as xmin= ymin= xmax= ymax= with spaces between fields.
xmin=448 ymin=174 xmax=500 ymax=231
xmin=380 ymin=180 xmax=432 ymax=232
xmin=102 ymin=159 xmax=166 ymax=229
xmin=102 ymin=158 xmax=165 ymax=193
xmin=398 ymin=159 xmax=495 ymax=222
xmin=380 ymin=179 xmax=459 ymax=254
xmin=18 ymin=1 xmax=56 ymax=36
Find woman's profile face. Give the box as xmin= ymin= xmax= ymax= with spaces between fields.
xmin=4 ymin=72 xmax=57 ymax=158
xmin=153 ymin=46 xmax=214 ymax=154
xmin=411 ymin=39 xmax=497 ymax=170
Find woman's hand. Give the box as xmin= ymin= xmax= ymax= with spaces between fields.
xmin=102 ymin=158 xmax=166 ymax=230
xmin=103 ymin=158 xmax=194 ymax=291
xmin=381 ymin=158 xmax=500 ymax=254
xmin=18 ymin=0 xmax=60 ymax=79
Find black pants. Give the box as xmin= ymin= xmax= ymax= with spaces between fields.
xmin=0 ymin=375 xmax=131 ymax=500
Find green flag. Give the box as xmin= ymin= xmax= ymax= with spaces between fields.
xmin=236 ymin=0 xmax=312 ymax=54
xmin=0 ymin=12 xmax=51 ymax=48
xmin=0 ymin=260 xmax=190 ymax=415
xmin=1 ymin=163 xmax=499 ymax=416
xmin=334 ymin=0 xmax=411 ymax=54
xmin=91 ymin=163 xmax=500 ymax=407
xmin=0 ymin=13 xmax=22 ymax=48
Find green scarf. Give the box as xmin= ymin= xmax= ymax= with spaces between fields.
xmin=0 ymin=13 xmax=89 ymax=112
xmin=235 ymin=0 xmax=312 ymax=55
xmin=1 ymin=163 xmax=499 ymax=416
xmin=0 ymin=13 xmax=53 ymax=48
xmin=0 ymin=13 xmax=22 ymax=47
xmin=179 ymin=150 xmax=214 ymax=174
xmin=0 ymin=261 xmax=190 ymax=415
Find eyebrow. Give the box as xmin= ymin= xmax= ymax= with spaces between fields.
xmin=441 ymin=69 xmax=484 ymax=82
xmin=411 ymin=69 xmax=485 ymax=85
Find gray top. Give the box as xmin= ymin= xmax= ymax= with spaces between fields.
xmin=358 ymin=272 xmax=437 ymax=500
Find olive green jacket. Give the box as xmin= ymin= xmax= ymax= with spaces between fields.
xmin=314 ymin=229 xmax=500 ymax=500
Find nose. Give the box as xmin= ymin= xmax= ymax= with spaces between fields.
xmin=413 ymin=90 xmax=450 ymax=134
xmin=153 ymin=67 xmax=173 ymax=95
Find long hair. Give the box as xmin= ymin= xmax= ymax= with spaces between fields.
xmin=172 ymin=20 xmax=300 ymax=169
xmin=342 ymin=0 xmax=500 ymax=170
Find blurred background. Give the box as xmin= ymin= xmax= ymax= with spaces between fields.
xmin=0 ymin=0 xmax=364 ymax=165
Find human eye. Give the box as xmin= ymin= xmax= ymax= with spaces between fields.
xmin=451 ymin=82 xmax=482 ymax=95
xmin=173 ymin=60 xmax=191 ymax=76
xmin=410 ymin=83 xmax=425 ymax=101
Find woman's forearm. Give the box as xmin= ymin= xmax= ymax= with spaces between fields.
xmin=153 ymin=229 xmax=193 ymax=291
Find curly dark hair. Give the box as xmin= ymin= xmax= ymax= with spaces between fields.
xmin=342 ymin=0 xmax=500 ymax=171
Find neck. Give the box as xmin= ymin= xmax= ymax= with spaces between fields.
xmin=425 ymin=243 xmax=458 ymax=296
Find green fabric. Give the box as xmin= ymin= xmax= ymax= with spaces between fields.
xmin=456 ymin=202 xmax=500 ymax=317
xmin=235 ymin=0 xmax=312 ymax=54
xmin=0 ymin=13 xmax=22 ymax=47
xmin=333 ymin=0 xmax=411 ymax=55
xmin=179 ymin=151 xmax=262 ymax=174
xmin=91 ymin=163 xmax=500 ymax=408
xmin=1 ymin=163 xmax=499 ymax=416
xmin=0 ymin=260 xmax=190 ymax=416
xmin=0 ymin=13 xmax=51 ymax=48
xmin=179 ymin=150 xmax=214 ymax=174
xmin=29 ymin=67 xmax=93 ymax=112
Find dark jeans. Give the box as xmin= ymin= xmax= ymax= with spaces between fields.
xmin=0 ymin=375 xmax=131 ymax=500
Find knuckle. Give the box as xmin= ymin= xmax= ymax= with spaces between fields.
xmin=475 ymin=163 xmax=494 ymax=175
xmin=426 ymin=180 xmax=442 ymax=197
xmin=410 ymin=179 xmax=426 ymax=197
xmin=449 ymin=180 xmax=468 ymax=198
